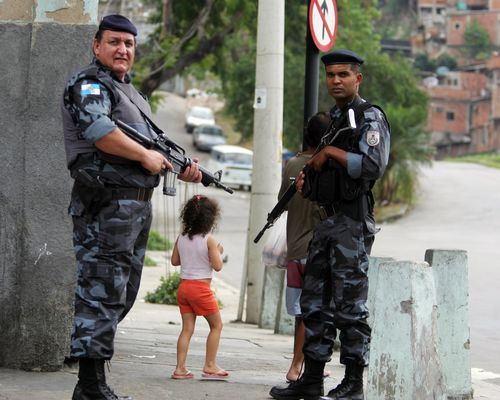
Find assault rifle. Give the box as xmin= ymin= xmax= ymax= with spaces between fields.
xmin=253 ymin=108 xmax=358 ymax=243
xmin=115 ymin=119 xmax=234 ymax=196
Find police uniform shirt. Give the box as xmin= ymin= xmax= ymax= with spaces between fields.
xmin=330 ymin=96 xmax=390 ymax=182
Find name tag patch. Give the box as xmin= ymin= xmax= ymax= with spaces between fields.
xmin=81 ymin=83 xmax=101 ymax=96
xmin=366 ymin=131 xmax=380 ymax=146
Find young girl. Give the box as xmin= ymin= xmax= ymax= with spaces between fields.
xmin=170 ymin=194 xmax=229 ymax=380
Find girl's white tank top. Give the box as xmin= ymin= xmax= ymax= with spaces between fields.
xmin=177 ymin=233 xmax=213 ymax=279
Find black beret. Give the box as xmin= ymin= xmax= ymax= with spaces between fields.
xmin=321 ymin=49 xmax=364 ymax=66
xmin=98 ymin=14 xmax=137 ymax=36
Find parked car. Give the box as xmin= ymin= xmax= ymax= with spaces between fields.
xmin=192 ymin=124 xmax=226 ymax=151
xmin=184 ymin=106 xmax=215 ymax=133
xmin=207 ymin=145 xmax=253 ymax=191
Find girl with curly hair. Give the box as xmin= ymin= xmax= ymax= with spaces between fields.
xmin=170 ymin=194 xmax=229 ymax=380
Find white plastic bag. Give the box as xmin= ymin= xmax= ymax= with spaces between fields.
xmin=262 ymin=212 xmax=288 ymax=269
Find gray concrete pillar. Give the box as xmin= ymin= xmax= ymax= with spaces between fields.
xmin=367 ymin=256 xmax=394 ymax=328
xmin=0 ymin=0 xmax=97 ymax=370
xmin=425 ymin=249 xmax=473 ymax=400
xmin=259 ymin=266 xmax=285 ymax=329
xmin=275 ymin=273 xmax=294 ymax=336
xmin=366 ymin=260 xmax=447 ymax=400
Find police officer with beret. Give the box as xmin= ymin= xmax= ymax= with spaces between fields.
xmin=62 ymin=14 xmax=201 ymax=400
xmin=270 ymin=49 xmax=390 ymax=400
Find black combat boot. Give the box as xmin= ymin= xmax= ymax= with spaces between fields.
xmin=72 ymin=358 xmax=133 ymax=400
xmin=320 ymin=360 xmax=364 ymax=400
xmin=269 ymin=356 xmax=325 ymax=400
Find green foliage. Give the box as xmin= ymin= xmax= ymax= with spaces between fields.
xmin=147 ymin=230 xmax=172 ymax=251
xmin=144 ymin=255 xmax=158 ymax=267
xmin=463 ymin=19 xmax=491 ymax=60
xmin=414 ymin=53 xmax=457 ymax=73
xmin=436 ymin=53 xmax=457 ymax=70
xmin=445 ymin=152 xmax=500 ymax=169
xmin=144 ymin=273 xmax=182 ymax=305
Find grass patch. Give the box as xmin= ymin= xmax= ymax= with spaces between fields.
xmin=147 ymin=230 xmax=172 ymax=251
xmin=144 ymin=255 xmax=157 ymax=267
xmin=445 ymin=152 xmax=500 ymax=169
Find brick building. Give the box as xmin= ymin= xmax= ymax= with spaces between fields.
xmin=413 ymin=0 xmax=500 ymax=157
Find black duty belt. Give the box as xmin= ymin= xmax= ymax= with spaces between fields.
xmin=318 ymin=204 xmax=336 ymax=221
xmin=109 ymin=187 xmax=154 ymax=202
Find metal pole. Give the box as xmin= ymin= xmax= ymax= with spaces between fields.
xmin=303 ymin=0 xmax=320 ymax=150
xmin=242 ymin=0 xmax=285 ymax=324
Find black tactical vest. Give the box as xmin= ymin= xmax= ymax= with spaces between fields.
xmin=303 ymin=99 xmax=383 ymax=221
xmin=62 ymin=62 xmax=159 ymax=188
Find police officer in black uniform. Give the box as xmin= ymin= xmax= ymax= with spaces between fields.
xmin=270 ymin=50 xmax=390 ymax=400
xmin=62 ymin=15 xmax=201 ymax=400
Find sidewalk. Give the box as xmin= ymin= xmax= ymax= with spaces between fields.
xmin=1 ymin=264 xmax=499 ymax=399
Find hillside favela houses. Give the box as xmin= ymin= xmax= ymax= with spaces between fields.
xmin=411 ymin=0 xmax=500 ymax=158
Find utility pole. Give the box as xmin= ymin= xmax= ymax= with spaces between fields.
xmin=242 ymin=0 xmax=285 ymax=324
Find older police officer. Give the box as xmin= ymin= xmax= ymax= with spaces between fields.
xmin=270 ymin=50 xmax=390 ymax=400
xmin=62 ymin=15 xmax=201 ymax=400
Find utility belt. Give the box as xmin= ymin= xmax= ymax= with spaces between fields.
xmin=72 ymin=180 xmax=153 ymax=216
xmin=317 ymin=193 xmax=373 ymax=222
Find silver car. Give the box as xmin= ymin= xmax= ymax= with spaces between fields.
xmin=192 ymin=125 xmax=226 ymax=151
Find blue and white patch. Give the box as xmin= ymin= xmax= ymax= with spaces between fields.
xmin=81 ymin=83 xmax=101 ymax=96
xmin=366 ymin=130 xmax=380 ymax=146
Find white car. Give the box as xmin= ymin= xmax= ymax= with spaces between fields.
xmin=207 ymin=145 xmax=253 ymax=191
xmin=192 ymin=124 xmax=226 ymax=151
xmin=184 ymin=106 xmax=215 ymax=133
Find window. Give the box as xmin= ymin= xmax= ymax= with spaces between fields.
xmin=455 ymin=23 xmax=461 ymax=30
xmin=436 ymin=106 xmax=444 ymax=113
xmin=446 ymin=112 xmax=455 ymax=121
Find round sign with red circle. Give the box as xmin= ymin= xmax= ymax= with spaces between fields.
xmin=309 ymin=0 xmax=338 ymax=52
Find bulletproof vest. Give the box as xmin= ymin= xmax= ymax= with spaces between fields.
xmin=62 ymin=63 xmax=159 ymax=188
xmin=303 ymin=99 xmax=381 ymax=220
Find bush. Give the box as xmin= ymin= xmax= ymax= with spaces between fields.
xmin=147 ymin=230 xmax=172 ymax=251
xmin=145 ymin=272 xmax=182 ymax=305
xmin=144 ymin=255 xmax=157 ymax=267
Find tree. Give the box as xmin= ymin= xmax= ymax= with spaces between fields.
xmin=134 ymin=0 xmax=254 ymax=97
xmin=463 ymin=19 xmax=491 ymax=61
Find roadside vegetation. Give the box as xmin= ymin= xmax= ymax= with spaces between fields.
xmin=446 ymin=153 xmax=500 ymax=169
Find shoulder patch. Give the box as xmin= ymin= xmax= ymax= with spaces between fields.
xmin=81 ymin=83 xmax=101 ymax=96
xmin=366 ymin=130 xmax=380 ymax=146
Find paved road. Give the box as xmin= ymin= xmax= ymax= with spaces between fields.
xmin=152 ymin=93 xmax=500 ymax=377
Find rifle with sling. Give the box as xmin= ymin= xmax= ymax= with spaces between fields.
xmin=253 ymin=108 xmax=359 ymax=243
xmin=114 ymin=119 xmax=234 ymax=196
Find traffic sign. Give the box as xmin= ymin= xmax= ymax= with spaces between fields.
xmin=309 ymin=0 xmax=337 ymax=52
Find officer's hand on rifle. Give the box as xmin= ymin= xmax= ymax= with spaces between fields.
xmin=296 ymin=171 xmax=305 ymax=194
xmin=141 ymin=149 xmax=171 ymax=175
xmin=179 ymin=158 xmax=202 ymax=183
xmin=307 ymin=146 xmax=348 ymax=171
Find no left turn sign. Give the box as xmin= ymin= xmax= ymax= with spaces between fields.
xmin=309 ymin=0 xmax=338 ymax=52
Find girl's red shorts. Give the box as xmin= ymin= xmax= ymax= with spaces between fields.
xmin=177 ymin=279 xmax=219 ymax=316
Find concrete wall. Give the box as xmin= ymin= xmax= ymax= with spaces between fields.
xmin=0 ymin=0 xmax=97 ymax=370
